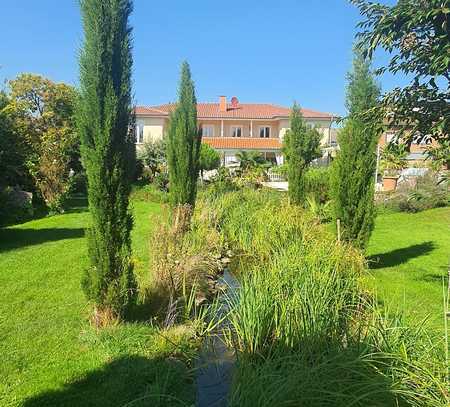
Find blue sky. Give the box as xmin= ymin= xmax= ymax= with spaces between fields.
xmin=0 ymin=0 xmax=401 ymax=116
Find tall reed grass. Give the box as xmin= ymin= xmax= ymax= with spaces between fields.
xmin=200 ymin=187 xmax=449 ymax=406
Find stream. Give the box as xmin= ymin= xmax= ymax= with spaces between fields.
xmin=195 ymin=269 xmax=240 ymax=407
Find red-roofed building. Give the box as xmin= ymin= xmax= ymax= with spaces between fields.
xmin=135 ymin=96 xmax=336 ymax=165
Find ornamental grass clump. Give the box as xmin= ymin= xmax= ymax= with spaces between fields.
xmin=200 ymin=189 xmax=449 ymax=406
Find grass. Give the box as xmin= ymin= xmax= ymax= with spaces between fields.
xmin=199 ymin=188 xmax=449 ymax=406
xmin=0 ymin=196 xmax=196 ymax=407
xmin=367 ymin=207 xmax=450 ymax=333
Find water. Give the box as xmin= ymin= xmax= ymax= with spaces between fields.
xmin=195 ymin=269 xmax=239 ymax=407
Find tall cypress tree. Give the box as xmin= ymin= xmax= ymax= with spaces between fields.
xmin=283 ymin=102 xmax=321 ymax=204
xmin=77 ymin=0 xmax=136 ymax=319
xmin=331 ymin=51 xmax=381 ymax=249
xmin=167 ymin=62 xmax=201 ymax=207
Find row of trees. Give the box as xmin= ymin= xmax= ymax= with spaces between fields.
xmin=283 ymin=50 xmax=381 ymax=250
xmin=285 ymin=0 xmax=448 ymax=250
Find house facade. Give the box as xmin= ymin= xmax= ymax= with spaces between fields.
xmin=135 ymin=96 xmax=335 ymax=166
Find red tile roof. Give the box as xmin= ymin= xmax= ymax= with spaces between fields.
xmin=135 ymin=103 xmax=333 ymax=120
xmin=202 ymin=137 xmax=282 ymax=150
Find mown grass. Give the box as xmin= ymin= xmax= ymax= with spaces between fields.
xmin=367 ymin=207 xmax=450 ymax=333
xmin=0 ymin=196 xmax=196 ymax=407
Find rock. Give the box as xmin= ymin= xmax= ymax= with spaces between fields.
xmin=221 ymin=257 xmax=231 ymax=265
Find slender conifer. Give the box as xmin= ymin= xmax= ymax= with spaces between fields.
xmin=77 ymin=0 xmax=136 ymax=318
xmin=167 ymin=62 xmax=201 ymax=207
xmin=331 ymin=51 xmax=381 ymax=249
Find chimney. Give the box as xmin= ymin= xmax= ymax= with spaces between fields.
xmin=219 ymin=95 xmax=227 ymax=112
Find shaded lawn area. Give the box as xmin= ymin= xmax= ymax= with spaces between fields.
xmin=0 ymin=197 xmax=196 ymax=407
xmin=366 ymin=207 xmax=450 ymax=334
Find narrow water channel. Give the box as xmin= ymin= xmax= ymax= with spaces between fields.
xmin=195 ymin=269 xmax=240 ymax=407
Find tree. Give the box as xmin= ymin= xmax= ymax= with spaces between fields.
xmin=199 ymin=143 xmax=220 ymax=177
xmin=352 ymin=0 xmax=449 ymax=144
xmin=0 ymin=91 xmax=29 ymax=189
xmin=8 ymin=74 xmax=78 ymax=212
xmin=283 ymin=103 xmax=321 ymax=204
xmin=331 ymin=52 xmax=382 ymax=249
xmin=166 ymin=61 xmax=201 ymax=207
xmin=77 ymin=0 xmax=136 ymax=320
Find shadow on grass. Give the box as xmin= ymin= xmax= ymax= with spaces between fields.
xmin=368 ymin=241 xmax=435 ymax=270
xmin=22 ymin=355 xmax=193 ymax=407
xmin=0 ymin=227 xmax=85 ymax=253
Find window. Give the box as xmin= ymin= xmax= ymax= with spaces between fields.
xmin=201 ymin=125 xmax=214 ymax=137
xmin=231 ymin=126 xmax=242 ymax=138
xmin=135 ymin=124 xmax=144 ymax=144
xmin=259 ymin=126 xmax=270 ymax=138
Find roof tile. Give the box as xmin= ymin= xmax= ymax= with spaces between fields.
xmin=135 ymin=103 xmax=333 ymax=119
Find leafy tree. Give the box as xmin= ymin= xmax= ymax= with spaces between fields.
xmin=352 ymin=0 xmax=449 ymax=144
xmin=77 ymin=0 xmax=136 ymax=320
xmin=8 ymin=74 xmax=78 ymax=212
xmin=283 ymin=103 xmax=321 ymax=204
xmin=167 ymin=61 xmax=201 ymax=207
xmin=0 ymin=92 xmax=30 ymax=189
xmin=331 ymin=52 xmax=382 ymax=249
xmin=199 ymin=143 xmax=220 ymax=177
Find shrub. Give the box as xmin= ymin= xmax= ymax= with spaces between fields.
xmin=137 ymin=139 xmax=166 ymax=180
xmin=0 ymin=187 xmax=34 ymax=226
xmin=303 ymin=167 xmax=330 ymax=203
xmin=378 ymin=171 xmax=449 ymax=213
xmin=145 ymin=204 xmax=224 ymax=324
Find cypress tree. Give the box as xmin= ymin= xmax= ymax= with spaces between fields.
xmin=77 ymin=0 xmax=136 ymax=319
xmin=331 ymin=51 xmax=381 ymax=249
xmin=167 ymin=62 xmax=201 ymax=207
xmin=283 ymin=102 xmax=321 ymax=204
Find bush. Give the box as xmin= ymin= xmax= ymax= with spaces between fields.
xmin=0 ymin=187 xmax=34 ymax=226
xmin=303 ymin=167 xmax=331 ymax=203
xmin=378 ymin=171 xmax=449 ymax=213
xmin=144 ymin=204 xmax=224 ymax=325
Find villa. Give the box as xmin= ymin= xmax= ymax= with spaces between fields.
xmin=135 ymin=96 xmax=336 ymax=166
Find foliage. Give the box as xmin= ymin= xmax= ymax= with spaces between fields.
xmin=0 ymin=91 xmax=31 ymax=189
xmin=235 ymin=150 xmax=268 ymax=171
xmin=305 ymin=194 xmax=332 ymax=222
xmin=166 ymin=61 xmax=201 ymax=208
xmin=379 ymin=171 xmax=449 ymax=213
xmin=331 ymin=52 xmax=382 ymax=249
xmin=426 ymin=139 xmax=450 ymax=170
xmin=8 ymin=74 xmax=78 ymax=213
xmin=146 ymin=204 xmax=224 ymax=325
xmin=380 ymin=142 xmax=408 ymax=176
xmin=0 ymin=187 xmax=34 ymax=226
xmin=204 ymin=167 xmax=239 ymax=198
xmin=352 ymin=0 xmax=450 ymax=144
xmin=77 ymin=0 xmax=137 ymax=319
xmin=201 ymin=189 xmax=449 ymax=406
xmin=137 ymin=139 xmax=167 ymax=177
xmin=283 ymin=103 xmax=321 ymax=204
xmin=303 ymin=167 xmax=331 ymax=203
xmin=199 ymin=143 xmax=220 ymax=176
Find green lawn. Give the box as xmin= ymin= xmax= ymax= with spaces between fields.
xmin=367 ymin=207 xmax=450 ymax=334
xmin=0 ymin=197 xmax=195 ymax=407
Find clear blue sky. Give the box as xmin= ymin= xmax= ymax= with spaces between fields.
xmin=0 ymin=0 xmax=401 ymax=116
